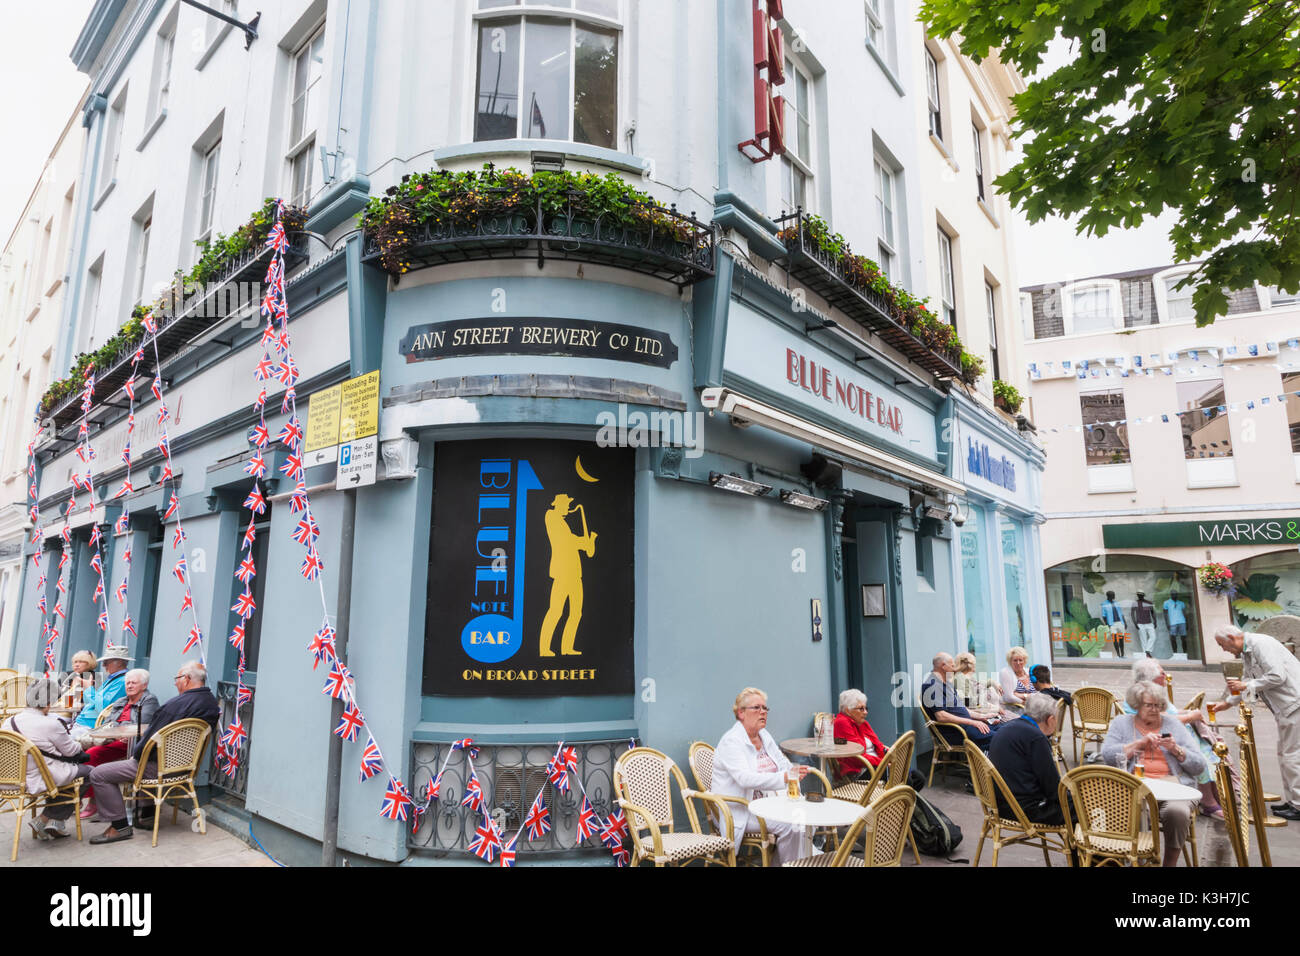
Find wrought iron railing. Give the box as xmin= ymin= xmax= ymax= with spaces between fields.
xmin=407 ymin=738 xmax=627 ymax=859
xmin=773 ymin=210 xmax=965 ymax=380
xmin=42 ymin=235 xmax=308 ymax=434
xmin=362 ymin=190 xmax=714 ymax=289
xmin=210 ymin=681 xmax=253 ymax=800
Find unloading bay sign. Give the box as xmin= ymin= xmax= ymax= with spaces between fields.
xmin=304 ymin=370 xmax=380 ymax=488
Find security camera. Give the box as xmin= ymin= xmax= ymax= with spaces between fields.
xmin=948 ymin=504 xmax=966 ymax=526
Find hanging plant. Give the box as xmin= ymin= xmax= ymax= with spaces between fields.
xmin=1197 ymin=562 xmax=1237 ymax=599
xmin=993 ymin=379 xmax=1024 ymax=414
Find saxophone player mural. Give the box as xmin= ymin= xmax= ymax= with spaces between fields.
xmin=539 ymin=493 xmax=597 ymax=657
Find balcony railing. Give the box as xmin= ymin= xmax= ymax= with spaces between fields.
xmin=362 ymin=191 xmax=714 ymax=289
xmin=407 ymin=738 xmax=625 ymax=860
xmin=773 ymin=211 xmax=965 ymax=381
xmin=210 ymin=681 xmax=253 ymax=801
xmin=42 ymin=235 xmax=308 ymax=434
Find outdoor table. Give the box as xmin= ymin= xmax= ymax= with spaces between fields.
xmin=1137 ymin=775 xmax=1201 ymax=867
xmin=749 ymin=794 xmax=868 ymax=863
xmin=780 ymin=737 xmax=864 ymax=779
xmin=86 ymin=723 xmax=148 ymax=743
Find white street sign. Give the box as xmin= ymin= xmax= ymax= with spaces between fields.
xmin=335 ymin=435 xmax=378 ymax=490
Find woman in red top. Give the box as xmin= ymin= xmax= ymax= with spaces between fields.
xmin=831 ymin=689 xmax=888 ymax=780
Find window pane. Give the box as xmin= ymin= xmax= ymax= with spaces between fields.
xmin=1178 ymin=378 xmax=1230 ymax=459
xmin=573 ymin=25 xmax=616 ymax=148
xmin=576 ymin=0 xmax=618 ymax=16
xmin=1080 ymin=390 xmax=1130 ymax=465
xmin=796 ymin=70 xmax=810 ymax=159
xmin=1165 ymin=276 xmax=1195 ymax=321
xmin=878 ymin=242 xmax=893 ymax=280
xmin=480 ymin=0 xmax=518 ymax=5
xmin=1071 ymin=288 xmax=1113 ymax=332
xmin=475 ymin=20 xmax=521 ymax=140
xmin=291 ymin=141 xmax=314 ymax=208
xmin=522 ymin=19 xmax=570 ymax=140
xmin=526 ymin=0 xmax=571 ymax=4
xmin=1269 ymin=286 xmax=1299 ymax=307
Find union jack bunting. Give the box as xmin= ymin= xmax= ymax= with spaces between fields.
xmin=289 ymin=481 xmax=309 ymax=514
xmin=259 ymin=322 xmax=276 ymax=348
xmin=334 ymin=703 xmax=365 ymax=742
xmin=600 ymin=808 xmax=627 ymax=849
xmin=58 ymin=551 xmax=69 ymax=570
xmin=461 ymin=771 xmax=484 ymax=811
xmin=242 ymin=516 xmax=257 ymax=550
xmin=275 ymin=356 xmax=299 ymax=387
xmin=231 ymin=587 xmax=257 ymax=619
xmin=90 ymin=553 xmax=103 ymax=574
xmin=244 ymin=452 xmax=267 ymax=479
xmin=156 ymin=403 xmax=168 ymax=426
xmin=524 ymin=793 xmax=551 ymax=841
xmin=178 ymin=590 xmax=193 ymax=615
xmin=277 ymin=416 xmax=303 ymax=448
xmin=611 ymin=844 xmax=630 ymax=867
xmin=243 ymin=486 xmax=267 ymax=514
xmin=575 ymin=796 xmax=600 ymax=844
xmin=323 ymin=659 xmax=353 ymax=699
xmin=163 ymin=494 xmax=179 ymax=520
xmin=96 ymin=609 xmax=109 ymax=631
xmin=279 ymin=452 xmax=304 ymax=482
xmin=560 ymin=746 xmax=579 ymax=772
xmin=237 ymin=684 xmax=252 ymax=706
xmin=308 ymin=622 xmax=336 ymax=669
xmin=225 ymin=719 xmax=249 ymax=750
xmin=172 ymin=525 xmax=186 ymax=548
xmin=468 ymin=815 xmax=501 ymax=863
xmin=291 ymin=514 xmax=320 ymax=545
xmin=122 ymin=615 xmax=137 ymax=638
xmin=228 ymin=622 xmax=245 ymax=653
xmin=253 ymin=386 xmax=267 ymax=410
xmin=183 ymin=626 xmax=203 ymax=653
xmin=280 ymin=385 xmax=296 ymax=414
xmin=250 ymin=422 xmax=270 ymax=448
xmin=172 ymin=557 xmax=187 ymax=584
xmin=159 ymin=463 xmax=173 ymax=483
xmin=359 ymin=736 xmax=384 ymax=780
xmin=235 ymin=555 xmax=257 ymax=583
xmin=260 ymin=287 xmax=279 ymax=317
xmin=92 ymin=580 xmax=105 ymax=603
xmin=275 ymin=328 xmax=291 ymax=355
xmin=89 ymin=524 xmax=102 ymax=547
xmin=380 ymin=778 xmax=412 ymax=821
xmin=425 ymin=770 xmax=443 ymax=803
xmin=254 ymin=355 xmax=275 ymax=381
xmin=158 ymin=434 xmax=170 ymax=457
xmin=151 ymin=377 xmax=164 ymax=401
xmin=121 ymin=445 xmax=132 ymax=466
xmin=122 ymin=378 xmax=135 ymax=401
xmin=265 ymin=221 xmax=289 ymax=253
xmin=546 ymin=755 xmax=570 ymax=793
xmin=300 ymin=547 xmax=324 ymax=580
xmin=499 ymin=833 xmax=518 ymax=868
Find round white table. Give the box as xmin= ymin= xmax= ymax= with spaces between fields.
xmin=1139 ymin=777 xmax=1201 ymax=802
xmin=748 ymin=795 xmax=867 ymax=828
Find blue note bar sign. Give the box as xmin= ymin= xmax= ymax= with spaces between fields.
xmin=967 ymin=438 xmax=1016 ymax=492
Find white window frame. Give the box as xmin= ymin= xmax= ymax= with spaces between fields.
xmin=779 ymin=54 xmax=815 ymax=215
xmin=133 ymin=216 xmax=152 ymax=305
xmin=986 ymin=280 xmax=999 ymax=381
xmin=148 ymin=15 xmax=176 ymax=121
xmin=100 ymin=89 xmax=128 ymax=187
xmin=924 ymin=47 xmax=943 ymax=142
xmin=196 ymin=139 xmax=221 ymax=251
xmin=874 ymin=158 xmax=896 ymax=278
xmin=1060 ymin=279 xmax=1122 ymax=335
xmin=1019 ymin=291 xmax=1034 ymax=340
xmin=469 ymin=1 xmax=624 ymax=149
xmin=287 ymin=22 xmax=326 ymax=210
xmin=1255 ymin=280 xmax=1300 ymax=311
xmin=81 ymin=255 xmax=104 ymax=352
xmin=1153 ymin=265 xmax=1200 ymax=325
xmin=864 ymin=0 xmax=884 ymax=49
xmin=937 ymin=226 xmax=956 ymax=326
xmin=972 ymin=121 xmax=985 ymax=201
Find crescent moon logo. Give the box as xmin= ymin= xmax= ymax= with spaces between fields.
xmin=575 ymin=456 xmax=599 ymax=482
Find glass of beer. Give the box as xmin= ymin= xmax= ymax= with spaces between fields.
xmin=786 ymin=769 xmax=800 ymax=799
xmin=1208 ymin=706 xmax=1217 ymax=725
xmin=1134 ymin=762 xmax=1145 ymax=779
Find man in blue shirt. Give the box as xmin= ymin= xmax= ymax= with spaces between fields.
xmin=1163 ymin=589 xmax=1188 ymax=654
xmin=989 ymin=694 xmax=1064 ymax=824
xmin=71 ymin=645 xmax=130 ymax=742
xmin=1099 ymin=590 xmax=1126 ymax=657
xmin=921 ymin=652 xmax=997 ymax=750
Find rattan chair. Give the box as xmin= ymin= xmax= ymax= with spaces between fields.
xmin=783 ymin=785 xmax=917 ymax=867
xmin=965 ymin=740 xmax=1071 ymax=867
xmin=93 ymin=706 xmax=115 ymax=730
xmin=1239 ymin=702 xmax=1283 ymax=813
xmin=1235 ymin=711 xmax=1274 ymax=865
xmin=0 ymin=675 xmax=33 ymax=719
xmin=1048 ymin=697 xmax=1069 ymax=772
xmin=1183 ymin=691 xmax=1205 ymax=712
xmin=1214 ymin=739 xmax=1250 ymax=867
xmin=687 ymin=741 xmax=773 ymax=866
xmin=828 ymin=730 xmax=920 ymax=862
xmin=0 ymin=668 xmax=17 ymax=684
xmin=615 ymin=746 xmax=736 ymax=867
xmin=1058 ymin=765 xmax=1160 ymax=867
xmin=126 ymin=718 xmax=211 ymax=847
xmin=1070 ymin=686 xmax=1119 ymax=764
xmin=921 ymin=706 xmax=972 ymax=786
xmin=0 ymin=729 xmax=84 ymax=861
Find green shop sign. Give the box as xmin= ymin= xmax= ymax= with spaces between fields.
xmin=1103 ymin=518 xmax=1300 ymax=549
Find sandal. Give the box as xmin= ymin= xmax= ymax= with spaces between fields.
xmin=1201 ymin=807 xmax=1226 ymax=821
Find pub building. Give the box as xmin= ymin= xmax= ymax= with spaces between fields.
xmin=11 ymin=0 xmax=1042 ymax=863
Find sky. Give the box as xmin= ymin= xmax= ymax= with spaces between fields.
xmin=0 ymin=2 xmax=93 ymax=248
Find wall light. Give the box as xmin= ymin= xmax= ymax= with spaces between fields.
xmin=708 ymin=471 xmax=772 ymax=497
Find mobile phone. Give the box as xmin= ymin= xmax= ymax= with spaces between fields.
xmin=1160 ymin=732 xmax=1172 ymax=738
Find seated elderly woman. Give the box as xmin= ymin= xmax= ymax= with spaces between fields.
xmin=1101 ymin=680 xmax=1206 ymax=867
xmin=1124 ymin=658 xmax=1229 ymax=820
xmin=78 ymin=668 xmax=159 ymax=821
xmin=60 ymin=650 xmax=97 ymax=706
xmin=712 ymin=687 xmax=810 ymax=865
xmin=831 ymin=689 xmax=888 ymax=780
xmin=999 ymin=647 xmax=1034 ymax=710
xmin=0 ymin=678 xmax=91 ymax=841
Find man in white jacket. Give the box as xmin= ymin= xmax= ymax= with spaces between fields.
xmin=710 ymin=687 xmax=810 ymax=865
xmin=2 ymin=678 xmax=91 ymax=840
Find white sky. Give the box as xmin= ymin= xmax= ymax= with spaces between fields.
xmin=0 ymin=2 xmax=93 ymax=248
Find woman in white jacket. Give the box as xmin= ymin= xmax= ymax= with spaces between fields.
xmin=711 ymin=687 xmax=809 ymax=865
xmin=1 ymin=678 xmax=91 ymax=840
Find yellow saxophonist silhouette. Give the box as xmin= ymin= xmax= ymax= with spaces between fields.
xmin=539 ymin=493 xmax=597 ymax=657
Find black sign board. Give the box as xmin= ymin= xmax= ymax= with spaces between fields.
xmin=423 ymin=439 xmax=634 ymax=696
xmin=399 ymin=317 xmax=678 ymax=369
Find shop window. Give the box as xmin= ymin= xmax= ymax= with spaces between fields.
xmin=473 ymin=2 xmax=620 ymax=149
xmin=1000 ymin=517 xmax=1027 ymax=648
xmin=1177 ymin=377 xmax=1230 ymax=459
xmin=959 ymin=505 xmax=993 ymax=672
xmin=1080 ymin=390 xmax=1130 ymax=465
xmin=1229 ymin=551 xmax=1300 ymax=636
xmin=1045 ymin=555 xmax=1201 ymax=661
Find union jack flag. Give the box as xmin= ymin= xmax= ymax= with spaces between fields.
xmin=308 ymin=622 xmax=336 ymax=669
xmin=359 ymin=736 xmax=384 ymax=780
xmin=89 ymin=524 xmax=102 ymax=547
xmin=172 ymin=525 xmax=186 ymax=549
xmin=116 ymin=578 xmax=130 ymax=603
xmin=600 ymin=808 xmax=627 ymax=849
xmin=254 ymin=386 xmax=267 ymax=410
xmin=235 ymin=555 xmax=257 ymax=583
xmin=277 ymin=416 xmax=303 ymax=448
xmin=163 ymin=494 xmax=179 ymax=520
xmin=275 ymin=328 xmax=291 ymax=355
xmin=611 ymin=843 xmax=630 ymax=867
xmin=425 ymin=770 xmax=443 ymax=803
xmin=280 ymin=452 xmax=303 ymax=482
xmin=90 ymin=552 xmax=103 ymax=574
xmin=265 ymin=221 xmax=289 ymax=253
xmin=380 ymin=777 xmax=412 ymax=821
xmin=228 ymin=622 xmax=245 ymax=653
xmin=172 ymin=556 xmax=187 ymax=584
xmin=323 ymin=659 xmax=353 ymax=699
xmin=461 ymin=771 xmax=485 ymax=811
xmin=237 ymin=683 xmax=252 ymax=706
xmin=225 ymin=718 xmax=249 ymax=750
xmin=121 ymin=445 xmax=131 ymax=466
xmin=156 ymin=403 xmax=168 ymax=427
xmin=59 ymin=548 xmax=70 ymax=568
xmin=289 ymin=481 xmax=309 ymax=514
xmin=92 ymin=580 xmax=105 ymax=602
xmin=113 ymin=479 xmax=133 ymax=498
xmin=499 ymin=833 xmax=518 ymax=868
xmin=143 ymin=313 xmax=156 ymax=334
xmin=37 ymin=595 xmax=46 ymax=613
xmin=244 ymin=453 xmax=267 ymax=479
xmin=259 ymin=287 xmax=279 ymax=318
xmin=179 ymin=590 xmax=193 ymax=616
xmin=546 ymin=755 xmax=570 ymax=793
xmin=300 ymin=547 xmax=324 ymax=580
xmin=250 ymin=422 xmax=270 ymax=448
xmin=254 ymin=355 xmax=275 ymax=381
xmin=334 ymin=703 xmax=365 ymax=742
xmin=221 ymin=752 xmax=241 ymax=779
xmin=524 ymin=793 xmax=551 ymax=841
xmin=65 ymin=495 xmax=76 ymax=515
xmin=280 ymin=386 xmax=296 ymax=414
xmin=122 ymin=615 xmax=136 ymax=638
xmin=123 ymin=378 xmax=136 ymax=401
xmin=232 ymin=587 xmax=257 ymax=619
xmin=575 ymin=796 xmax=600 ymax=844
xmin=243 ymin=486 xmax=267 ymax=514
xmin=157 ymin=433 xmax=171 ymax=457
xmin=560 ymin=746 xmax=579 ymax=772
xmin=292 ymin=514 xmax=320 ymax=545
xmin=96 ymin=609 xmax=109 ymax=631
xmin=259 ymin=322 xmax=276 ymax=348
xmin=242 ymin=517 xmax=257 ymax=550
xmin=133 ymin=347 xmax=144 ymax=364
xmin=468 ymin=815 xmax=501 ymax=863
xmin=151 ymin=377 xmax=164 ymax=401
xmin=183 ymin=625 xmax=203 ymax=653
xmin=275 ymin=356 xmax=299 ymax=387
xmin=159 ymin=463 xmax=173 ymax=483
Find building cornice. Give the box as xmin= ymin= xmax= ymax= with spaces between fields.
xmin=70 ymin=0 xmax=128 ymax=74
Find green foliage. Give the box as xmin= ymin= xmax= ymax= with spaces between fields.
xmin=992 ymin=379 xmax=1024 ymax=413
xmin=921 ymin=0 xmax=1300 ymax=326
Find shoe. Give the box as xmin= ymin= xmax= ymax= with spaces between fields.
xmin=1272 ymin=804 xmax=1300 ymax=821
xmin=43 ymin=819 xmax=69 ymax=839
xmin=89 ymin=825 xmax=134 ymax=845
xmin=1271 ymin=803 xmax=1294 ymax=814
xmin=1200 ymin=807 xmax=1226 ymax=822
xmin=80 ymin=803 xmax=98 ymax=820
xmin=28 ymin=818 xmax=52 ymax=842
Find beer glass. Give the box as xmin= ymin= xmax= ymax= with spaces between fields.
xmin=785 ymin=769 xmax=800 ymax=799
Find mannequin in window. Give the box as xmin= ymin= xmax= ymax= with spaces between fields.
xmin=1100 ymin=590 xmax=1126 ymax=657
xmin=1164 ymin=588 xmax=1188 ymax=655
xmin=1133 ymin=590 xmax=1157 ymax=655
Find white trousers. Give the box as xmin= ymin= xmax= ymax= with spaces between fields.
xmin=1278 ymin=709 xmax=1300 ymax=808
xmin=746 ymin=821 xmax=811 ymax=865
xmin=1137 ymin=623 xmax=1156 ymax=653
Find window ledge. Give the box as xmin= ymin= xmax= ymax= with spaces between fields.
xmin=977 ymin=197 xmax=1000 ymax=228
xmin=44 ymin=276 xmax=63 ymax=298
xmin=864 ymin=41 xmax=905 ymax=96
xmin=93 ymin=178 xmax=116 ymax=210
xmin=929 ymin=133 xmax=959 ymax=172
xmin=195 ymin=24 xmax=233 ymax=71
xmin=432 ymin=139 xmax=651 ymax=176
xmin=136 ymin=109 xmax=167 ymax=151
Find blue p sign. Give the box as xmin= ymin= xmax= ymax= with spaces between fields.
xmin=340 ymin=444 xmax=352 ymax=466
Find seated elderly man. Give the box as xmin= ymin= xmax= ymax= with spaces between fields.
xmin=88 ymin=660 xmax=219 ymax=845
xmin=79 ymin=668 xmax=160 ymax=822
xmin=1 ymin=678 xmax=91 ymax=840
xmin=711 ymin=686 xmax=810 ymax=865
xmin=921 ymin=652 xmax=997 ymax=751
xmin=1102 ymin=680 xmax=1205 ymax=867
xmin=989 ymin=694 xmax=1064 ymax=825
xmin=831 ymin=689 xmax=888 ymax=779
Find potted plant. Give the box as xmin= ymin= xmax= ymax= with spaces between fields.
xmin=992 ymin=379 xmax=1024 ymax=414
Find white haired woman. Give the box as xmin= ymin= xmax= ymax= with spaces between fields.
xmin=711 ymin=687 xmax=810 ymax=865
xmin=1 ymin=678 xmax=91 ymax=840
xmin=1102 ymin=681 xmax=1206 ymax=867
xmin=78 ymin=668 xmax=159 ymax=821
xmin=831 ymin=689 xmax=888 ymax=780
xmin=999 ymin=647 xmax=1033 ymax=709
xmin=60 ymin=650 xmax=98 ymax=706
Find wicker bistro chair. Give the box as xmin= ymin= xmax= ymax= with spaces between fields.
xmin=783 ymin=785 xmax=918 ymax=867
xmin=0 ymin=675 xmax=33 ymax=719
xmin=93 ymin=707 xmax=115 ymax=730
xmin=921 ymin=707 xmax=972 ymax=787
xmin=1235 ymin=713 xmax=1275 ymax=865
xmin=688 ymin=741 xmax=774 ymax=866
xmin=1070 ymin=686 xmax=1119 ymax=764
xmin=1058 ymin=765 xmax=1161 ymax=867
xmin=964 ymin=740 xmax=1071 ymax=867
xmin=126 ymin=718 xmax=211 ymax=847
xmin=0 ymin=730 xmax=84 ymax=861
xmin=1048 ymin=697 xmax=1069 ymax=773
xmin=830 ymin=731 xmax=920 ymax=863
xmin=615 ymin=747 xmax=736 ymax=867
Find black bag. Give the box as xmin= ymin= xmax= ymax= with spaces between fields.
xmin=910 ymin=793 xmax=964 ymax=858
xmin=906 ymin=769 xmax=926 ymax=793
